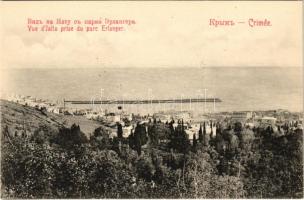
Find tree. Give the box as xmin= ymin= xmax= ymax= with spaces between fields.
xmin=198 ymin=124 xmax=203 ymax=143
xmin=128 ymin=130 xmax=135 ymax=150
xmin=2 ymin=140 xmax=56 ymax=198
xmin=177 ymin=122 xmax=191 ymax=154
xmin=134 ymin=130 xmax=142 ymax=156
xmin=234 ymin=122 xmax=243 ymax=133
xmin=148 ymin=123 xmax=170 ymax=146
xmin=239 ymin=128 xmax=255 ymax=152
xmin=93 ymin=127 xmax=106 ymax=137
xmin=135 ymin=157 xmax=155 ymax=182
xmin=153 ymin=118 xmax=157 ymax=124
xmin=203 ymin=133 xmax=210 ymax=147
xmin=192 ymin=134 xmax=197 ymax=153
xmin=209 ymin=175 xmax=245 ymax=198
xmin=168 ymin=122 xmax=190 ymax=154
xmin=203 ymin=122 xmax=206 ymax=135
xmin=53 ymin=124 xmax=88 ymax=149
xmin=86 ymin=150 xmax=135 ymax=198
xmin=51 ymin=124 xmax=89 ymax=160
xmin=177 ymin=151 xmax=245 ymax=198
xmin=117 ymin=123 xmax=123 ymax=139
xmin=133 ymin=123 xmax=148 ymax=156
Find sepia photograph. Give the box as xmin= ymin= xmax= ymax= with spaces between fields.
xmin=0 ymin=1 xmax=303 ymax=199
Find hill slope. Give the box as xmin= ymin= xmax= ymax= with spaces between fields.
xmin=0 ymin=100 xmax=105 ymax=138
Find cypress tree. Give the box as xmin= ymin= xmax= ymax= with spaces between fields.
xmin=117 ymin=123 xmax=123 ymax=139
xmin=181 ymin=120 xmax=190 ymax=154
xmin=203 ymin=121 xmax=208 ymax=146
xmin=198 ymin=124 xmax=203 ymax=143
xmin=128 ymin=130 xmax=135 ymax=149
xmin=192 ymin=134 xmax=197 ymax=153
xmin=134 ymin=126 xmax=142 ymax=156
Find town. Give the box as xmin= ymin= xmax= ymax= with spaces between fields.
xmin=4 ymin=93 xmax=303 ymax=141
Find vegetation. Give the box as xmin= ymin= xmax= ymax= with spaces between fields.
xmin=1 ymin=106 xmax=303 ymax=198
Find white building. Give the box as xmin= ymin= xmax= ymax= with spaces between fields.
xmin=245 ymin=122 xmax=255 ymax=129
xmin=261 ymin=117 xmax=277 ymax=125
xmin=185 ymin=129 xmax=198 ymax=140
xmin=122 ymin=113 xmax=133 ymax=121
xmin=122 ymin=125 xmax=133 ymax=138
xmin=231 ymin=111 xmax=252 ymax=123
xmin=206 ymin=125 xmax=217 ymax=137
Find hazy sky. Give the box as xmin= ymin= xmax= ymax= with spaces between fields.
xmin=0 ymin=1 xmax=302 ymax=69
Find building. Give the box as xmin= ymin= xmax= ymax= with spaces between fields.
xmin=185 ymin=129 xmax=198 ymax=140
xmin=153 ymin=113 xmax=171 ymax=123
xmin=261 ymin=116 xmax=277 ymax=125
xmin=230 ymin=111 xmax=252 ymax=124
xmin=85 ymin=111 xmax=104 ymax=120
xmin=174 ymin=112 xmax=192 ymax=122
xmin=121 ymin=113 xmax=133 ymax=121
xmin=105 ymin=113 xmax=121 ymax=123
xmin=122 ymin=125 xmax=133 ymax=138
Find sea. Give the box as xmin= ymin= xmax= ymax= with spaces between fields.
xmin=1 ymin=67 xmax=302 ymax=115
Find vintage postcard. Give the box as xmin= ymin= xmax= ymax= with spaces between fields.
xmin=0 ymin=1 xmax=303 ymax=199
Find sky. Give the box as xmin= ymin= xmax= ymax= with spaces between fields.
xmin=0 ymin=1 xmax=302 ymax=69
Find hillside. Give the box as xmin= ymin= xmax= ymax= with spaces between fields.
xmin=0 ymin=100 xmax=106 ymax=138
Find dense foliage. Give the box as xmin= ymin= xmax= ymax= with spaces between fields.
xmin=1 ymin=119 xmax=303 ymax=198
